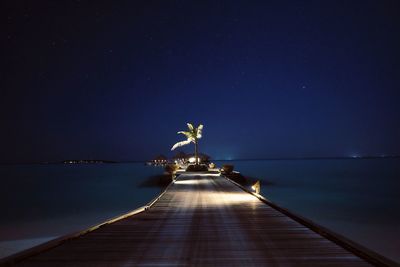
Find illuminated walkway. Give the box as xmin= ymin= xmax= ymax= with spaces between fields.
xmin=6 ymin=174 xmax=383 ymax=266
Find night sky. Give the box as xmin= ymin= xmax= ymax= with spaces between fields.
xmin=1 ymin=1 xmax=400 ymax=163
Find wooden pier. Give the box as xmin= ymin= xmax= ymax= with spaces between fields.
xmin=2 ymin=173 xmax=396 ymax=266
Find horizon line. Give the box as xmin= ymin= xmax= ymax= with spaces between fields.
xmin=0 ymin=155 xmax=399 ymax=165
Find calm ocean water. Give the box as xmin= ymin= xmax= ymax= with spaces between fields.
xmin=0 ymin=159 xmax=399 ymax=262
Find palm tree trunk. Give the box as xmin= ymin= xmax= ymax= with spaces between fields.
xmin=194 ymin=139 xmax=199 ymax=165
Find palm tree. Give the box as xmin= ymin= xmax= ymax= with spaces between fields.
xmin=171 ymin=123 xmax=203 ymax=165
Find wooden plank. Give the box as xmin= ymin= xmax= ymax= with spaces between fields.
xmin=2 ymin=173 xmax=394 ymax=266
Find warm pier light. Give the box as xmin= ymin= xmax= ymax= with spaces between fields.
xmin=188 ymin=157 xmax=197 ymax=163
xmin=252 ymin=180 xmax=261 ymax=194
xmin=173 ymin=174 xmax=259 ymax=209
xmin=175 ymin=179 xmax=210 ymax=185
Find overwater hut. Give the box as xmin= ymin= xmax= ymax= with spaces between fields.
xmin=151 ymin=155 xmax=168 ymax=165
xmin=173 ymin=151 xmax=187 ymax=164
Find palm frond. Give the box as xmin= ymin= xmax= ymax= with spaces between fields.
xmin=197 ymin=124 xmax=203 ymax=139
xmin=178 ymin=131 xmax=194 ymax=140
xmin=171 ymin=139 xmax=192 ymax=151
xmin=187 ymin=123 xmax=194 ymax=132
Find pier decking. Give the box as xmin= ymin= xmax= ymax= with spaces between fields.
xmin=3 ymin=173 xmax=391 ymax=266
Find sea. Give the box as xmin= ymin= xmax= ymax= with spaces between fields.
xmin=0 ymin=159 xmax=399 ymax=263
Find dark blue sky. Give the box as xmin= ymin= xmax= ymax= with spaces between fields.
xmin=1 ymin=1 xmax=399 ymax=162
